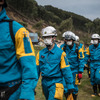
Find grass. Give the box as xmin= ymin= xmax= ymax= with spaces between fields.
xmin=34 ymin=46 xmax=100 ymax=100
xmin=78 ymin=70 xmax=100 ymax=100
xmin=35 ymin=71 xmax=100 ymax=100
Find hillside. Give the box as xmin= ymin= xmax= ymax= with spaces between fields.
xmin=6 ymin=0 xmax=100 ymax=44
xmin=7 ymin=5 xmax=38 ymax=33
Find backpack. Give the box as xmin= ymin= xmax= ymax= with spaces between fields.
xmin=0 ymin=19 xmax=15 ymax=44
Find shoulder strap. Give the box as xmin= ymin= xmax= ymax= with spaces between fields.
xmin=63 ymin=44 xmax=66 ymax=52
xmin=0 ymin=19 xmax=15 ymax=44
xmin=75 ymin=43 xmax=79 ymax=55
xmin=75 ymin=43 xmax=79 ymax=60
xmin=9 ymin=20 xmax=15 ymax=44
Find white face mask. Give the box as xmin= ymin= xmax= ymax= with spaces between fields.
xmin=44 ymin=38 xmax=53 ymax=46
xmin=93 ymin=40 xmax=98 ymax=45
xmin=67 ymin=41 xmax=72 ymax=46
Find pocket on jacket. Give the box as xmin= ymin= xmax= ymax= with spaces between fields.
xmin=54 ymin=83 xmax=64 ymax=100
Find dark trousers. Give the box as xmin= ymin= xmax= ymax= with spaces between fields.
xmin=0 ymin=83 xmax=21 ymax=100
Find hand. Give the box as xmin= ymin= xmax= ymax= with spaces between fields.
xmin=78 ymin=73 xmax=82 ymax=79
xmin=68 ymin=89 xmax=74 ymax=94
xmin=84 ymin=64 xmax=87 ymax=70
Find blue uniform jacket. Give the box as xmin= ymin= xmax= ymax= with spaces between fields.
xmin=36 ymin=44 xmax=74 ymax=90
xmin=60 ymin=43 xmax=84 ymax=73
xmin=0 ymin=8 xmax=38 ymax=99
xmin=85 ymin=43 xmax=100 ymax=69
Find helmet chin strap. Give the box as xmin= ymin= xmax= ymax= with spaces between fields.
xmin=46 ymin=43 xmax=55 ymax=50
xmin=46 ymin=45 xmax=52 ymax=49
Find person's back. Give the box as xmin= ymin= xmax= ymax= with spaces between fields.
xmin=0 ymin=8 xmax=23 ymax=83
xmin=0 ymin=1 xmax=38 ymax=100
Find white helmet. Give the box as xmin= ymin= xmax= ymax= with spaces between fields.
xmin=91 ymin=33 xmax=99 ymax=39
xmin=75 ymin=35 xmax=79 ymax=42
xmin=41 ymin=26 xmax=57 ymax=37
xmin=62 ymin=32 xmax=66 ymax=38
xmin=64 ymin=31 xmax=76 ymax=40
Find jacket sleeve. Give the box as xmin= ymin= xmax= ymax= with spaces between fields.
xmin=60 ymin=52 xmax=74 ymax=90
xmin=15 ymin=27 xmax=38 ymax=99
xmin=78 ymin=47 xmax=85 ymax=73
xmin=36 ymin=52 xmax=40 ymax=79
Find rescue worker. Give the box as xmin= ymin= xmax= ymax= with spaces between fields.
xmin=0 ymin=0 xmax=38 ymax=100
xmin=36 ymin=26 xmax=74 ymax=100
xmin=74 ymin=35 xmax=80 ymax=45
xmin=75 ymin=35 xmax=85 ymax=85
xmin=85 ymin=33 xmax=100 ymax=97
xmin=75 ymin=35 xmax=85 ymax=54
xmin=84 ymin=40 xmax=93 ymax=79
xmin=60 ymin=31 xmax=85 ymax=100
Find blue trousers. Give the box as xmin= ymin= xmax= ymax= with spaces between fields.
xmin=63 ymin=72 xmax=78 ymax=94
xmin=42 ymin=77 xmax=64 ymax=100
xmin=90 ymin=67 xmax=100 ymax=85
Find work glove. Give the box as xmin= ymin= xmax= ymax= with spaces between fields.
xmin=78 ymin=73 xmax=82 ymax=79
xmin=68 ymin=89 xmax=74 ymax=94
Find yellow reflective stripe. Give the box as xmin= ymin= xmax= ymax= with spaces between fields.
xmin=36 ymin=52 xmax=39 ymax=66
xmin=85 ymin=47 xmax=90 ymax=55
xmin=78 ymin=48 xmax=84 ymax=59
xmin=61 ymin=52 xmax=70 ymax=69
xmin=15 ymin=27 xmax=35 ymax=59
xmin=82 ymin=44 xmax=85 ymax=52
xmin=62 ymin=47 xmax=63 ymax=50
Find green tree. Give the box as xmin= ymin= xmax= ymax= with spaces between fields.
xmin=59 ymin=17 xmax=74 ymax=32
xmin=85 ymin=22 xmax=94 ymax=34
xmin=93 ymin=18 xmax=100 ymax=34
xmin=8 ymin=0 xmax=38 ymax=19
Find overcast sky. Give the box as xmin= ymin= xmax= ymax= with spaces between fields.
xmin=35 ymin=0 xmax=100 ymax=21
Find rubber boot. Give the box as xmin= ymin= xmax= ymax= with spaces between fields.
xmin=91 ymin=84 xmax=97 ymax=97
xmin=78 ymin=79 xmax=81 ymax=85
xmin=98 ymin=84 xmax=100 ymax=96
xmin=72 ymin=94 xmax=77 ymax=100
xmin=64 ymin=93 xmax=69 ymax=99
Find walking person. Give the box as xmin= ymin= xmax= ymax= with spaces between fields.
xmin=85 ymin=33 xmax=100 ymax=97
xmin=36 ymin=26 xmax=74 ymax=100
xmin=60 ymin=31 xmax=85 ymax=100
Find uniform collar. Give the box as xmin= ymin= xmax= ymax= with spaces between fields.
xmin=44 ymin=44 xmax=57 ymax=54
xmin=93 ymin=43 xmax=100 ymax=49
xmin=0 ymin=8 xmax=8 ymax=21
